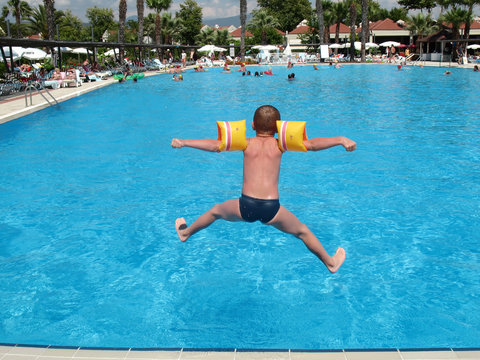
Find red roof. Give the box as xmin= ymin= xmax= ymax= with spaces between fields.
xmin=229 ymin=28 xmax=253 ymax=37
xmin=276 ymin=29 xmax=285 ymax=35
xmin=28 ymin=34 xmax=42 ymax=39
xmin=460 ymin=20 xmax=480 ymax=29
xmin=370 ymin=18 xmax=404 ymax=31
xmin=290 ymin=25 xmax=315 ymax=35
xmin=329 ymin=23 xmax=350 ymax=33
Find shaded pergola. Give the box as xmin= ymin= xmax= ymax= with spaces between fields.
xmin=0 ymin=37 xmax=194 ymax=73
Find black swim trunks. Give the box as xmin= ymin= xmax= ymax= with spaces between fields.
xmin=239 ymin=194 xmax=280 ymax=224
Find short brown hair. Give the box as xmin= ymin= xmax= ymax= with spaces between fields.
xmin=253 ymin=105 xmax=280 ymax=134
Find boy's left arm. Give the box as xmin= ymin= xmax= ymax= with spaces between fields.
xmin=304 ymin=136 xmax=356 ymax=152
xmin=171 ymin=138 xmax=221 ymax=152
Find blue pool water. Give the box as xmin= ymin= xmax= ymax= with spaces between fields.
xmin=0 ymin=65 xmax=479 ymax=349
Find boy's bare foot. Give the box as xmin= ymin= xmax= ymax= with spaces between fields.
xmin=175 ymin=218 xmax=189 ymax=242
xmin=327 ymin=247 xmax=346 ymax=273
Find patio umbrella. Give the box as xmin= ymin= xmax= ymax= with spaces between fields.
xmin=466 ymin=44 xmax=480 ymax=50
xmin=329 ymin=43 xmax=345 ymax=49
xmin=72 ymin=48 xmax=92 ymax=55
xmin=2 ymin=46 xmax=25 ymax=59
xmin=22 ymin=48 xmax=47 ymax=60
xmin=104 ymin=48 xmax=120 ymax=57
xmin=365 ymin=42 xmax=379 ymax=49
xmin=198 ymin=45 xmax=226 ymax=52
xmin=252 ymin=45 xmax=278 ymax=51
xmin=379 ymin=41 xmax=401 ymax=47
xmin=283 ymin=44 xmax=292 ymax=56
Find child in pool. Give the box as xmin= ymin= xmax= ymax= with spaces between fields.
xmin=171 ymin=105 xmax=356 ymax=273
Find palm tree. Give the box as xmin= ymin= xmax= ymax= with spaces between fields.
xmin=406 ymin=13 xmax=437 ymax=40
xmin=43 ymin=0 xmax=55 ymax=40
xmin=195 ymin=27 xmax=215 ymax=45
xmin=146 ymin=0 xmax=172 ymax=59
xmin=360 ymin=0 xmax=368 ymax=62
xmin=439 ymin=7 xmax=468 ymax=58
xmin=348 ymin=0 xmax=357 ymax=61
xmin=3 ymin=0 xmax=31 ymax=38
xmin=240 ymin=0 xmax=247 ymax=61
xmin=316 ymin=0 xmax=324 ymax=44
xmin=215 ymin=29 xmax=232 ymax=46
xmin=160 ymin=12 xmax=182 ymax=45
xmin=463 ymin=0 xmax=480 ymax=40
xmin=137 ymin=0 xmax=144 ymax=44
xmin=119 ymin=0 xmax=127 ymax=61
xmin=332 ymin=1 xmax=348 ymax=45
xmin=25 ymin=4 xmax=63 ymax=40
xmin=248 ymin=9 xmax=279 ymax=45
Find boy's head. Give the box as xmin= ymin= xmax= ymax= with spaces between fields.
xmin=253 ymin=105 xmax=280 ymax=135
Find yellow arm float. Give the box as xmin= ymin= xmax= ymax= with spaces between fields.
xmin=276 ymin=120 xmax=308 ymax=152
xmin=216 ymin=120 xmax=247 ymax=151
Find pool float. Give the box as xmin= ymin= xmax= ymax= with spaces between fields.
xmin=133 ymin=73 xmax=145 ymax=79
xmin=264 ymin=70 xmax=273 ymax=75
xmin=113 ymin=74 xmax=124 ymax=80
xmin=217 ymin=120 xmax=247 ymax=151
xmin=276 ymin=120 xmax=308 ymax=152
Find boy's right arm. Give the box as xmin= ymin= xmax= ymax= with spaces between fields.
xmin=171 ymin=138 xmax=221 ymax=152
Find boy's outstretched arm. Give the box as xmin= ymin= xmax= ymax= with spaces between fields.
xmin=171 ymin=138 xmax=221 ymax=152
xmin=304 ymin=136 xmax=356 ymax=152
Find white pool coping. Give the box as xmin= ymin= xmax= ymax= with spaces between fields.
xmin=1 ymin=345 xmax=480 ymax=360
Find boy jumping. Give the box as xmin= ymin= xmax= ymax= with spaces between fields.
xmin=171 ymin=105 xmax=356 ymax=273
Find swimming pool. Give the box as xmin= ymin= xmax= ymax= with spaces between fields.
xmin=0 ymin=65 xmax=479 ymax=349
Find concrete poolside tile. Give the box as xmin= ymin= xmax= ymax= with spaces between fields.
xmin=344 ymin=350 xmax=401 ymax=360
xmin=235 ymin=352 xmax=290 ymax=360
xmin=0 ymin=347 xmax=14 ymax=355
xmin=1 ymin=355 xmax=37 ymax=360
xmin=291 ymin=351 xmax=347 ymax=360
xmin=37 ymin=357 xmax=74 ymax=360
xmin=203 ymin=352 xmax=236 ymax=360
xmin=454 ymin=350 xmax=480 ymax=359
xmin=7 ymin=347 xmax=48 ymax=356
xmin=74 ymin=349 xmax=129 ymax=359
xmin=127 ymin=350 xmax=181 ymax=359
xmin=41 ymin=347 xmax=79 ymax=357
xmin=400 ymin=350 xmax=458 ymax=359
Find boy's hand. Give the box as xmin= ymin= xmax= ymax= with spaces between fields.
xmin=342 ymin=137 xmax=356 ymax=152
xmin=171 ymin=138 xmax=184 ymax=148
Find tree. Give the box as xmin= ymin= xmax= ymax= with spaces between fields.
xmin=257 ymin=0 xmax=312 ymax=32
xmin=146 ymin=0 xmax=172 ymax=58
xmin=58 ymin=10 xmax=84 ymax=41
xmin=332 ymin=1 xmax=348 ymax=44
xmin=316 ymin=0 xmax=325 ymax=44
xmin=462 ymin=0 xmax=480 ymax=39
xmin=240 ymin=0 xmax=247 ymax=61
xmin=439 ymin=7 xmax=468 ymax=40
xmin=3 ymin=0 xmax=31 ymax=37
xmin=348 ymin=0 xmax=357 ymax=61
xmin=137 ymin=0 xmax=144 ymax=44
xmin=25 ymin=4 xmax=63 ymax=40
xmin=388 ymin=7 xmax=408 ymax=22
xmin=397 ymin=0 xmax=436 ymax=13
xmin=360 ymin=0 xmax=368 ymax=62
xmin=160 ymin=12 xmax=182 ymax=45
xmin=119 ymin=0 xmax=127 ymax=60
xmin=248 ymin=8 xmax=280 ymax=44
xmin=176 ymin=0 xmax=202 ymax=45
xmin=215 ymin=29 xmax=232 ymax=46
xmin=85 ymin=7 xmax=115 ymax=41
xmin=195 ymin=27 xmax=215 ymax=45
xmin=406 ymin=12 xmax=437 ymax=39
xmin=43 ymin=0 xmax=55 ymax=40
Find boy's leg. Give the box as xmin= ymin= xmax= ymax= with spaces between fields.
xmin=267 ymin=206 xmax=345 ymax=273
xmin=175 ymin=199 xmax=242 ymax=242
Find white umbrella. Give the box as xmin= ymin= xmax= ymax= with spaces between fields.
xmin=60 ymin=47 xmax=72 ymax=53
xmin=198 ymin=45 xmax=223 ymax=52
xmin=466 ymin=44 xmax=480 ymax=50
xmin=379 ymin=41 xmax=401 ymax=47
xmin=329 ymin=43 xmax=345 ymax=49
xmin=366 ymin=42 xmax=379 ymax=49
xmin=104 ymin=48 xmax=120 ymax=56
xmin=2 ymin=46 xmax=25 ymax=58
xmin=22 ymin=47 xmax=47 ymax=60
xmin=283 ymin=44 xmax=292 ymax=56
xmin=72 ymin=48 xmax=92 ymax=55
xmin=252 ymin=45 xmax=278 ymax=51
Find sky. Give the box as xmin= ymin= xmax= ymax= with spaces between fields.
xmin=1 ymin=0 xmax=399 ymax=22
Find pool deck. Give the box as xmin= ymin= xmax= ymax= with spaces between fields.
xmin=1 ymin=345 xmax=479 ymax=360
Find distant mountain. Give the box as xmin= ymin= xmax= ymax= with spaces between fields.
xmin=203 ymin=14 xmax=252 ymax=27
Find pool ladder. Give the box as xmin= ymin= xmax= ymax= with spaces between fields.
xmin=25 ymin=83 xmax=59 ymax=108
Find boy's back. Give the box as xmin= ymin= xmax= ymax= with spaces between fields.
xmin=242 ymin=136 xmax=282 ymax=200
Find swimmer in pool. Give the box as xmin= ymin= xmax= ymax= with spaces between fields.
xmin=171 ymin=105 xmax=356 ymax=273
